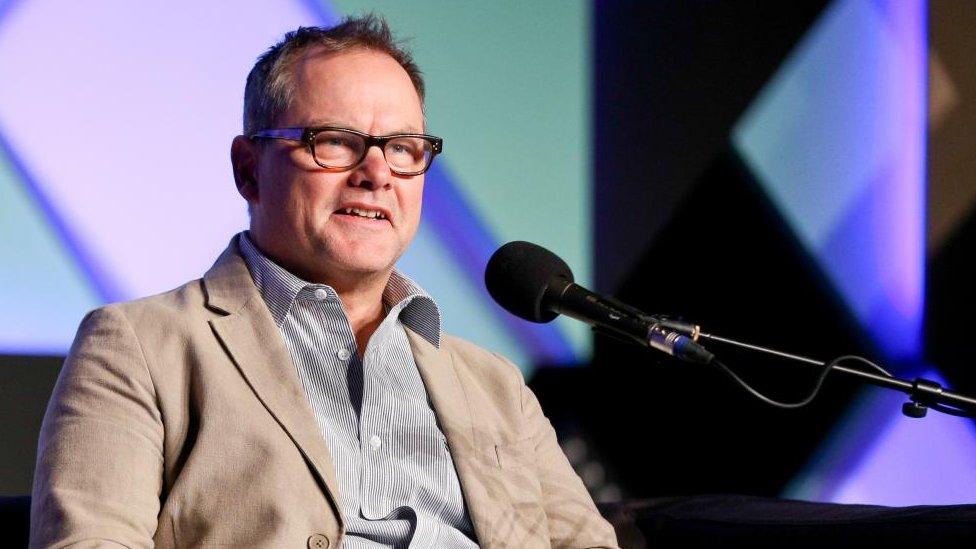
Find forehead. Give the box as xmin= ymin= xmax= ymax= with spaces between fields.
xmin=283 ymin=46 xmax=424 ymax=133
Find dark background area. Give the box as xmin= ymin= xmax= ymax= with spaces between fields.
xmin=532 ymin=0 xmax=862 ymax=501
xmin=529 ymin=0 xmax=976 ymax=504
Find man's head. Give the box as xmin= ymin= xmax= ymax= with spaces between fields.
xmin=242 ymin=17 xmax=425 ymax=137
xmin=231 ymin=16 xmax=433 ymax=289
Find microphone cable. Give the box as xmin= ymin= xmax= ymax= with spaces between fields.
xmin=709 ymin=354 xmax=893 ymax=409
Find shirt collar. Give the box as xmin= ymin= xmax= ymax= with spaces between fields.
xmin=238 ymin=231 xmax=441 ymax=348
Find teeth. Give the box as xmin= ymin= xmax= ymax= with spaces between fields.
xmin=341 ymin=207 xmax=385 ymax=220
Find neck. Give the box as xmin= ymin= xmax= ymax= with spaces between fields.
xmin=331 ymin=276 xmax=388 ymax=358
xmin=247 ymin=232 xmax=390 ymax=357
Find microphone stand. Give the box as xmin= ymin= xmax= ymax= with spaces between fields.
xmin=695 ymin=330 xmax=976 ymax=419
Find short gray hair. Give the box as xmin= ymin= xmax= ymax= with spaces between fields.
xmin=243 ymin=14 xmax=425 ymax=135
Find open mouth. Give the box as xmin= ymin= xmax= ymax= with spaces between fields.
xmin=334 ymin=207 xmax=388 ymax=221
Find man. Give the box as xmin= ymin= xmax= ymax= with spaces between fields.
xmin=30 ymin=16 xmax=619 ymax=548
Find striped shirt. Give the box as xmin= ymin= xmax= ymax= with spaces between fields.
xmin=238 ymin=232 xmax=478 ymax=548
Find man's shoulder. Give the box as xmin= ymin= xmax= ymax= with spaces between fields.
xmin=88 ymin=276 xmax=213 ymax=332
xmin=440 ymin=332 xmax=515 ymax=367
xmin=438 ymin=331 xmax=527 ymax=386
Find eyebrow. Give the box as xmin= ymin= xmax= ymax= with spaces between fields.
xmin=305 ymin=119 xmax=424 ymax=135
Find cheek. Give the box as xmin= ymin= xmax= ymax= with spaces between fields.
xmin=261 ymin=180 xmax=299 ymax=222
xmin=400 ymin=186 xmax=424 ymax=236
xmin=286 ymin=177 xmax=340 ymax=223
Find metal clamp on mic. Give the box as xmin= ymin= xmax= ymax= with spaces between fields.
xmin=648 ymin=323 xmax=714 ymax=364
xmin=656 ymin=318 xmax=702 ymax=342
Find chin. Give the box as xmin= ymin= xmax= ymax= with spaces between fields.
xmin=331 ymin=250 xmax=399 ymax=276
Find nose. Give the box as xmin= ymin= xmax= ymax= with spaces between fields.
xmin=348 ymin=145 xmax=392 ymax=190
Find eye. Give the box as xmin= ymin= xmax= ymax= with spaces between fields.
xmin=388 ymin=138 xmax=424 ymax=158
xmin=318 ymin=133 xmax=356 ymax=149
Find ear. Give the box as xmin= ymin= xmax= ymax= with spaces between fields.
xmin=231 ymin=135 xmax=260 ymax=205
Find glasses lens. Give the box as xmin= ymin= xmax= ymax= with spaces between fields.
xmin=312 ymin=130 xmax=365 ymax=168
xmin=385 ymin=137 xmax=433 ymax=173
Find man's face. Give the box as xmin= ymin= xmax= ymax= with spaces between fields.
xmin=245 ymin=47 xmax=426 ymax=284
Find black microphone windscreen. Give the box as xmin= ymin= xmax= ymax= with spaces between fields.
xmin=484 ymin=241 xmax=574 ymax=323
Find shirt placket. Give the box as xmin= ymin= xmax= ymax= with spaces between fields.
xmin=359 ymin=337 xmax=395 ymax=521
xmin=300 ymin=288 xmax=363 ymax=517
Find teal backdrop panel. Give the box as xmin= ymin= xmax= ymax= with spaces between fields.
xmin=0 ymin=142 xmax=101 ymax=354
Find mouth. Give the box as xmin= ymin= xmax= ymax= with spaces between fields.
xmin=333 ymin=205 xmax=390 ymax=222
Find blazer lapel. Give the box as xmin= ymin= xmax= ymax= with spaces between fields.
xmin=203 ymin=238 xmax=346 ymax=531
xmin=407 ymin=328 xmax=497 ymax=546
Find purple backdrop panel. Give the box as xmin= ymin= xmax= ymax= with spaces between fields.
xmin=0 ymin=0 xmax=333 ymax=301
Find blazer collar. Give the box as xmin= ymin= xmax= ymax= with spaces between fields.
xmin=202 ymin=235 xmax=347 ymax=532
xmin=202 ymin=235 xmax=254 ymax=315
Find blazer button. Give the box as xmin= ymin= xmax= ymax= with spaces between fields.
xmin=307 ymin=534 xmax=330 ymax=549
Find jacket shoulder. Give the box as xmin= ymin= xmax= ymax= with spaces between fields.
xmin=438 ymin=333 xmax=529 ymax=409
xmin=440 ymin=333 xmax=524 ymax=375
xmin=95 ymin=278 xmax=211 ymax=328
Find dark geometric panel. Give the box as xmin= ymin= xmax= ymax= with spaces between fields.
xmin=0 ymin=355 xmax=63 ymax=495
xmin=594 ymin=0 xmax=829 ymax=293
xmin=925 ymin=0 xmax=976 ymax=409
xmin=927 ymin=0 xmax=976 ymax=252
xmin=541 ymin=146 xmax=874 ymax=498
xmin=925 ymin=210 xmax=976 ymax=398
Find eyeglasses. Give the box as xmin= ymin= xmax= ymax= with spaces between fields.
xmin=249 ymin=126 xmax=443 ymax=176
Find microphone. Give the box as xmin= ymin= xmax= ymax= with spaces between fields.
xmin=484 ymin=241 xmax=714 ymax=364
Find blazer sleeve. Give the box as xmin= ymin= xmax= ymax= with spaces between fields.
xmin=495 ymin=353 xmax=620 ymax=549
xmin=30 ymin=305 xmax=164 ymax=548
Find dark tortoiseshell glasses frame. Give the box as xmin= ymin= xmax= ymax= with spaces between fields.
xmin=249 ymin=126 xmax=443 ymax=176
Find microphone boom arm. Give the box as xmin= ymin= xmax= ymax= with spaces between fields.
xmin=696 ymin=330 xmax=976 ymax=419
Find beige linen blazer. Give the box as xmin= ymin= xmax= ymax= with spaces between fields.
xmin=30 ymin=237 xmax=619 ymax=548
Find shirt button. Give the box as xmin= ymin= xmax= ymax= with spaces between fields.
xmin=336 ymin=348 xmax=352 ymax=361
xmin=313 ymin=288 xmax=329 ymax=301
xmin=369 ymin=435 xmax=382 ymax=450
xmin=307 ymin=534 xmax=330 ymax=549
